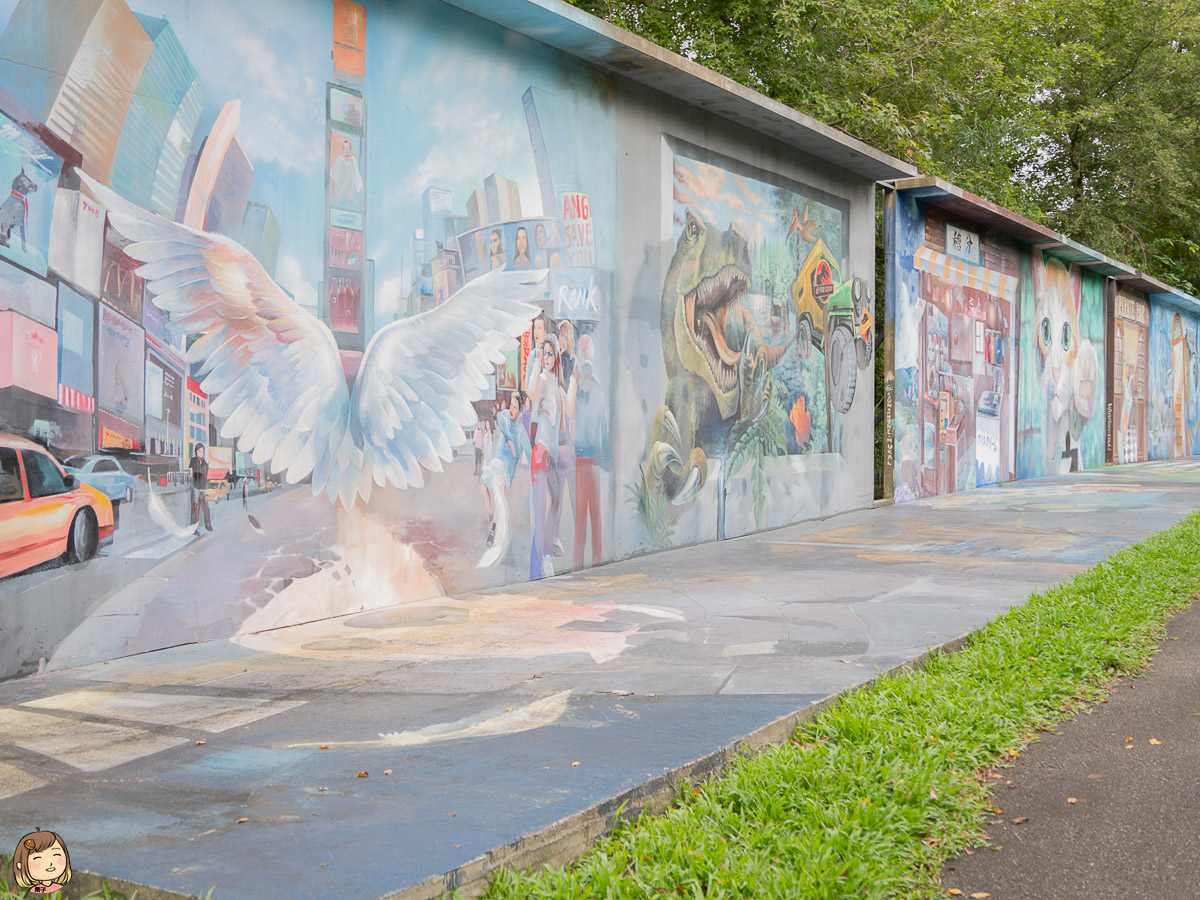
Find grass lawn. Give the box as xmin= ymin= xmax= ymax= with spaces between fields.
xmin=483 ymin=511 xmax=1200 ymax=899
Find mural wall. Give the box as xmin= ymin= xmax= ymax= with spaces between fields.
xmin=620 ymin=138 xmax=875 ymax=551
xmin=1147 ymin=303 xmax=1200 ymax=459
xmin=1109 ymin=287 xmax=1149 ymax=464
xmin=890 ymin=196 xmax=1017 ymax=501
xmin=1016 ymin=251 xmax=1106 ymax=479
xmin=0 ymin=0 xmax=883 ymax=678
xmin=0 ymin=0 xmax=629 ymax=678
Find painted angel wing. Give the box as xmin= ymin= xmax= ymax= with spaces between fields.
xmin=77 ymin=171 xmax=366 ymax=508
xmin=353 ymin=266 xmax=547 ymax=491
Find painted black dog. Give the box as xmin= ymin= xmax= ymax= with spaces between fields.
xmin=0 ymin=168 xmax=37 ymax=251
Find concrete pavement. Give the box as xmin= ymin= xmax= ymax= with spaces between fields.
xmin=0 ymin=459 xmax=1198 ymax=899
xmin=942 ymin=590 xmax=1200 ymax=899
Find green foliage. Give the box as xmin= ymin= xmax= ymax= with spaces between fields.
xmin=569 ymin=0 xmax=1200 ymax=294
xmin=482 ymin=511 xmax=1200 ymax=899
xmin=727 ymin=379 xmax=790 ymax=530
xmin=0 ymin=874 xmax=142 ymax=900
xmin=627 ymin=467 xmax=677 ymax=548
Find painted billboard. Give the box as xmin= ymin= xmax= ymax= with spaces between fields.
xmin=0 ymin=107 xmax=61 ymax=277
xmin=0 ymin=309 xmax=57 ymax=399
xmin=96 ymin=304 xmax=144 ymax=430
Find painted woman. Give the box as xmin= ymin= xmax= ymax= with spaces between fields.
xmin=529 ymin=333 xmax=565 ymax=578
xmin=478 ymin=391 xmax=531 ymax=567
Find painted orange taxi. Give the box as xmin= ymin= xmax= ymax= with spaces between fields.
xmin=0 ymin=433 xmax=115 ymax=579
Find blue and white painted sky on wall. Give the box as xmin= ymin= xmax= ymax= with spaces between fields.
xmin=0 ymin=0 xmax=567 ymax=321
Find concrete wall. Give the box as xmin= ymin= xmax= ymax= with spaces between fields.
xmin=889 ymin=191 xmax=1111 ymax=499
xmin=610 ymin=81 xmax=877 ymax=553
xmin=0 ymin=0 xmax=881 ymax=678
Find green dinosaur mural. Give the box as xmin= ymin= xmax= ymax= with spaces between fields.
xmin=632 ymin=151 xmax=870 ymax=544
xmin=640 ymin=207 xmax=789 ymax=507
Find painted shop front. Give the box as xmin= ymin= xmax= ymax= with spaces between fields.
xmin=886 ymin=177 xmax=1200 ymax=503
xmin=0 ymin=0 xmax=914 ymax=678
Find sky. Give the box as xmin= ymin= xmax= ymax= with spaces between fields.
xmin=671 ymin=152 xmax=847 ymax=265
xmin=0 ymin=0 xmax=593 ymax=324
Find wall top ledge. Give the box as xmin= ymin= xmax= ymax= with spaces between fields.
xmin=440 ymin=0 xmax=918 ymax=183
xmin=893 ymin=176 xmax=1200 ymax=315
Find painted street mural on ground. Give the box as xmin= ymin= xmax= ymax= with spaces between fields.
xmin=2 ymin=460 xmax=1199 ymax=898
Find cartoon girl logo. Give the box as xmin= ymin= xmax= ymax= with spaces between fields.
xmin=12 ymin=831 xmax=72 ymax=894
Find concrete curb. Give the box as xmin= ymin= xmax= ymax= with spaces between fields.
xmin=0 ymin=863 xmax=196 ymax=900
xmin=386 ymin=630 xmax=978 ymax=900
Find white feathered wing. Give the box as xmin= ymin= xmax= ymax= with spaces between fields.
xmin=80 ymin=171 xmax=545 ymax=508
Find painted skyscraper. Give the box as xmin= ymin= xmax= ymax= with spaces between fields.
xmin=0 ymin=0 xmax=154 ymax=182
xmin=110 ymin=14 xmax=206 ymax=218
xmin=322 ymin=0 xmax=370 ymax=353
xmin=523 ymin=85 xmax=581 ymax=215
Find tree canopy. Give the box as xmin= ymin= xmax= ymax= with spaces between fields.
xmin=569 ymin=0 xmax=1200 ymax=293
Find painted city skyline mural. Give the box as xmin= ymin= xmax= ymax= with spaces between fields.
xmin=0 ymin=0 xmax=619 ymax=678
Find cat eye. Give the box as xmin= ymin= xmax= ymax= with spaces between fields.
xmin=1061 ymin=322 xmax=1071 ymax=350
xmin=1040 ymin=318 xmax=1051 ymax=345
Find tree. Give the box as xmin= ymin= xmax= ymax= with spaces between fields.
xmin=569 ymin=0 xmax=1200 ymax=292
xmin=1010 ymin=0 xmax=1200 ymax=291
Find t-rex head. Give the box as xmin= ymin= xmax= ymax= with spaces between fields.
xmin=662 ymin=209 xmax=752 ymax=419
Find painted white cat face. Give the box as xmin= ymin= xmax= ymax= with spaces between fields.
xmin=1032 ymin=254 xmax=1081 ymax=401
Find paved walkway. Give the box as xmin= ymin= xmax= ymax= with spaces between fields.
xmin=942 ymin=592 xmax=1200 ymax=900
xmin=0 ymin=460 xmax=1198 ymax=899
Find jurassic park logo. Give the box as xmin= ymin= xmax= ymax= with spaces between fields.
xmin=812 ymin=259 xmax=835 ymax=304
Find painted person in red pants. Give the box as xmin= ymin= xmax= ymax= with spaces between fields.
xmin=566 ymin=333 xmax=608 ymax=569
xmin=529 ymin=334 xmax=565 ymax=578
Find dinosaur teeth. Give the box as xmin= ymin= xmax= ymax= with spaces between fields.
xmin=704 ymin=311 xmax=741 ymax=366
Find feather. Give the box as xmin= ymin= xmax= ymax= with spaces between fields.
xmin=147 ymin=485 xmax=197 ymax=539
xmin=79 ymin=168 xmax=546 ymax=509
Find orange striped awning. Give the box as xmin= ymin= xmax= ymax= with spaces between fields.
xmin=912 ymin=246 xmax=1017 ymax=302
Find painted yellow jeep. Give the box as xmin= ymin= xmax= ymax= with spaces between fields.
xmin=791 ymin=239 xmax=873 ymax=413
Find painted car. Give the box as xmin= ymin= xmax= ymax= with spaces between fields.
xmin=0 ymin=434 xmax=115 ymax=579
xmin=791 ymin=239 xmax=873 ymax=414
xmin=205 ymin=477 xmax=230 ymax=503
xmin=64 ymin=454 xmax=140 ymax=504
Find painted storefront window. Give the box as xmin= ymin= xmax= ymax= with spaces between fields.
xmin=891 ymin=198 xmax=1017 ymax=499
